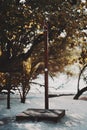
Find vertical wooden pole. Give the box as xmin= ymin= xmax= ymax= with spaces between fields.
xmin=7 ymin=73 xmax=11 ymax=109
xmin=44 ymin=21 xmax=49 ymax=109
xmin=7 ymin=87 xmax=10 ymax=109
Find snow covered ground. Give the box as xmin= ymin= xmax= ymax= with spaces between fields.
xmin=0 ymin=74 xmax=87 ymax=130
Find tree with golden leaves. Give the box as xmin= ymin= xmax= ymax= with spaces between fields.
xmin=0 ymin=0 xmax=87 ymax=101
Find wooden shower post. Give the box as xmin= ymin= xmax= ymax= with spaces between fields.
xmin=44 ymin=21 xmax=49 ymax=109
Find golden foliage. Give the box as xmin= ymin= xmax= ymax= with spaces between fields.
xmin=0 ymin=73 xmax=6 ymax=86
xmin=23 ymin=58 xmax=31 ymax=74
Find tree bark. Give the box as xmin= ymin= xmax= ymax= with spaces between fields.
xmin=74 ymin=86 xmax=87 ymax=99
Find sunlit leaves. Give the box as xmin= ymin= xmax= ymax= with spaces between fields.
xmin=23 ymin=58 xmax=31 ymax=74
xmin=0 ymin=73 xmax=6 ymax=86
xmin=0 ymin=0 xmax=87 ymax=76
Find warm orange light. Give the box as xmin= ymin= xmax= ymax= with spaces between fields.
xmin=23 ymin=58 xmax=31 ymax=74
xmin=0 ymin=47 xmax=2 ymax=56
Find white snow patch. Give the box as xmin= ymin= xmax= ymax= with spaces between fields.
xmin=0 ymin=73 xmax=87 ymax=130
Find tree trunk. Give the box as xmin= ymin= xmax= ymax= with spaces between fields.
xmin=21 ymin=96 xmax=26 ymax=103
xmin=74 ymin=86 xmax=87 ymax=99
xmin=7 ymin=73 xmax=11 ymax=109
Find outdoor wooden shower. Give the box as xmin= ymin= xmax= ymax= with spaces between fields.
xmin=16 ymin=21 xmax=65 ymax=122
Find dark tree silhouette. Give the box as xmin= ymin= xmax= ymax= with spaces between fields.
xmin=70 ymin=0 xmax=77 ymax=5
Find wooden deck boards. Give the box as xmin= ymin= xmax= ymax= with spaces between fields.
xmin=16 ymin=109 xmax=65 ymax=122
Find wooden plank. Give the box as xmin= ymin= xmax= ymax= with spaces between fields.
xmin=16 ymin=109 xmax=65 ymax=122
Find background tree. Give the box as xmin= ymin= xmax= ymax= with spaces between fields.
xmin=0 ymin=0 xmax=87 ymax=97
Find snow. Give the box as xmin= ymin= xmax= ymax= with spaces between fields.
xmin=0 ymin=74 xmax=87 ymax=130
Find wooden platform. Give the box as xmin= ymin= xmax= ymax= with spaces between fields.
xmin=16 ymin=109 xmax=65 ymax=122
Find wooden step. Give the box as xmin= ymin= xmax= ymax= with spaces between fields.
xmin=16 ymin=109 xmax=65 ymax=122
